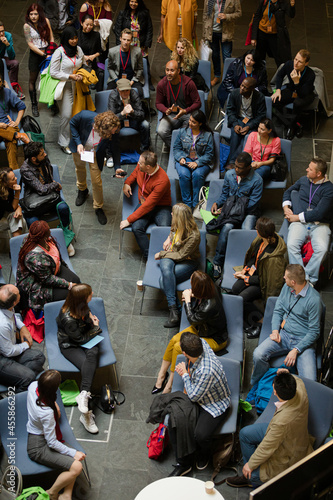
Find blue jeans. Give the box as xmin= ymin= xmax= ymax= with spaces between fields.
xmin=176 ymin=162 xmax=211 ymax=208
xmin=0 ymin=349 xmax=45 ymax=393
xmin=255 ymin=165 xmax=271 ymax=180
xmin=251 ymin=329 xmax=317 ymax=386
xmin=131 ymin=205 xmax=172 ymax=258
xmin=213 ymin=215 xmax=257 ymax=266
xmin=287 ymin=222 xmax=331 ymax=284
xmin=159 ymin=258 xmax=199 ymax=308
xmin=229 ymin=120 xmax=251 ymax=163
xmin=239 ymin=423 xmax=267 ymax=486
xmin=25 ymin=201 xmax=70 ymax=228
xmin=210 ymin=32 xmax=232 ymax=78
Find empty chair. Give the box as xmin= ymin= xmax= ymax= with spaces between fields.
xmin=221 ymin=229 xmax=258 ymax=291
xmin=264 ymin=138 xmax=292 ymax=189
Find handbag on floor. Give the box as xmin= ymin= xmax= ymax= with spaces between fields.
xmin=0 ymin=467 xmax=22 ymax=499
xmin=16 ymin=486 xmax=49 ymax=500
xmin=147 ymin=423 xmax=169 ymax=460
xmin=193 ymin=186 xmax=209 ymax=221
xmin=57 ymin=202 xmax=75 ymax=247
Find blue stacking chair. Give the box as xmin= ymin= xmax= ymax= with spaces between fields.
xmin=258 ymin=296 xmax=326 ymax=373
xmin=0 ymin=390 xmax=91 ymax=484
xmin=0 ymin=266 xmax=5 ymax=284
xmin=179 ymin=294 xmax=245 ymax=365
xmin=9 ymin=227 xmax=74 ymax=281
xmin=221 ymin=229 xmax=258 ymax=291
xmin=166 ymin=129 xmax=221 ymax=182
xmin=140 ymin=227 xmax=206 ymax=314
xmin=256 ymin=376 xmax=333 ymax=450
xmin=119 ymin=178 xmax=177 ymax=259
xmin=264 ymin=138 xmax=292 ymax=189
xmin=171 ymin=355 xmax=241 ymax=436
xmin=44 ymin=297 xmax=118 ymax=388
xmin=221 ymin=57 xmax=236 ymax=82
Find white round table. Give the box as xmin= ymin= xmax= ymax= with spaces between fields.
xmin=134 ymin=477 xmax=225 ymax=500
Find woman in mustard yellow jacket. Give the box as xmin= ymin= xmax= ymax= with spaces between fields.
xmin=157 ymin=0 xmax=198 ymax=51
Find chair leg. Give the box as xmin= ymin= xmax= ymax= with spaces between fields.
xmin=139 ymin=286 xmax=146 ymax=315
xmin=119 ymin=231 xmax=124 ymax=259
xmin=112 ymin=364 xmax=120 ymax=391
xmin=82 ymin=458 xmax=91 ymax=487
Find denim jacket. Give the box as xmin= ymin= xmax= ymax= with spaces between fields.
xmin=173 ymin=128 xmax=214 ymax=169
xmin=216 ymin=168 xmax=263 ymax=214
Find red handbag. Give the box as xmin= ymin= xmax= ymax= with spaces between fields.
xmin=23 ymin=309 xmax=45 ymax=343
xmin=146 ymin=423 xmax=169 ymax=460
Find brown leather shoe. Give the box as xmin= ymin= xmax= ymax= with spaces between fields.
xmin=15 ymin=132 xmax=30 ymax=144
xmin=211 ymin=76 xmax=221 ymax=87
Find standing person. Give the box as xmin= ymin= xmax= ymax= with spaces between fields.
xmin=171 ymin=37 xmax=207 ymax=91
xmin=226 ymin=370 xmax=313 ymax=488
xmin=167 ymin=332 xmax=230 ymax=476
xmin=0 ymin=168 xmax=28 ymax=237
xmin=251 ymin=0 xmax=295 ymax=68
xmin=156 ymin=60 xmax=201 ymax=148
xmin=70 ymin=110 xmax=125 ymax=226
xmin=107 ymin=28 xmax=144 ymax=97
xmin=37 ymin=0 xmax=77 ymax=45
xmin=0 ymin=284 xmax=45 ymax=393
xmin=154 ymin=203 xmax=200 ymax=328
xmin=0 ymin=21 xmax=25 ymax=99
xmin=113 ymin=0 xmax=154 ymax=91
xmin=173 ymin=110 xmax=214 ymax=209
xmin=157 ymin=0 xmax=198 ymax=52
xmin=50 ymin=26 xmax=84 ymax=155
xmin=27 ymin=370 xmax=86 ymax=500
xmin=202 ymin=0 xmax=242 ymax=87
xmin=243 ymin=118 xmax=281 ymax=180
xmin=78 ymin=14 xmax=103 ymax=91
xmin=57 ymin=284 xmax=100 ymax=434
xmin=152 ymin=270 xmax=228 ymax=394
xmin=79 ymin=0 xmax=112 ymax=24
xmin=24 ymin=3 xmax=54 ymax=117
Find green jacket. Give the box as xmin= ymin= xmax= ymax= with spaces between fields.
xmin=244 ymin=233 xmax=286 ymax=303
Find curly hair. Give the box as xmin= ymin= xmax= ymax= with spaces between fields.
xmin=18 ymin=220 xmax=60 ymax=273
xmin=0 ymin=168 xmax=13 ymax=201
xmin=171 ymin=38 xmax=198 ymax=72
xmin=25 ymin=3 xmax=51 ymax=43
xmin=171 ymin=203 xmax=200 ymax=242
xmin=94 ymin=111 xmax=120 ymax=139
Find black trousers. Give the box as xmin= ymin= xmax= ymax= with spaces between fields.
xmin=52 ymin=266 xmax=81 ymax=302
xmin=273 ymin=87 xmax=316 ymax=127
xmin=60 ymin=344 xmax=99 ymax=392
xmin=256 ymin=30 xmax=284 ymax=68
xmin=168 ymin=405 xmax=227 ymax=466
xmin=231 ymin=279 xmax=262 ymax=304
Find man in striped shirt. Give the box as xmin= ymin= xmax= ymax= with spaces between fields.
xmin=168 ymin=331 xmax=231 ymax=477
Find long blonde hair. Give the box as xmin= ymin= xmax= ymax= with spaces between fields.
xmin=0 ymin=168 xmax=13 ymax=200
xmin=171 ymin=38 xmax=198 ymax=72
xmin=171 ymin=203 xmax=199 ymax=242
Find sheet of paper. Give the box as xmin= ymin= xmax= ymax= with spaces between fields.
xmin=81 ymin=334 xmax=103 ymax=349
xmin=81 ymin=150 xmax=94 ymax=163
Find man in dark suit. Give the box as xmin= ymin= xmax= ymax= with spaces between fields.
xmin=69 ymin=110 xmax=124 ymax=225
xmin=107 ymin=78 xmax=150 ymax=151
xmin=107 ymin=28 xmax=144 ymax=97
xmin=226 ymin=77 xmax=266 ymax=167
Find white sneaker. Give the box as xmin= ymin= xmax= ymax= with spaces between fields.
xmin=80 ymin=411 xmax=99 ymax=434
xmin=76 ymin=390 xmax=90 ymax=414
xmin=106 ymin=157 xmax=114 ymax=168
xmin=67 ymin=243 xmax=75 ymax=257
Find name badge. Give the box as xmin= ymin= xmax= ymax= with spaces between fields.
xmin=267 ymin=25 xmax=272 ymax=33
xmin=122 ymin=73 xmax=127 ymax=79
xmin=132 ymin=31 xmax=138 ymax=38
xmin=242 ymin=117 xmax=249 ymax=124
xmin=248 ymin=265 xmax=256 ymax=276
xmin=171 ymin=104 xmax=178 ymax=113
xmin=177 ymin=17 xmax=182 ymax=26
xmin=216 ymin=17 xmax=221 ymax=24
xmin=281 ymin=319 xmax=286 ymax=329
xmin=124 ymin=119 xmax=130 ymax=127
xmin=140 ymin=196 xmax=145 ymax=204
xmin=292 ymin=91 xmax=298 ymax=99
xmin=189 ymin=147 xmax=197 ymax=160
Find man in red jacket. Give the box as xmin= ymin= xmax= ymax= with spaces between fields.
xmin=156 ymin=60 xmax=201 ymax=148
xmin=120 ymin=151 xmax=172 ymax=258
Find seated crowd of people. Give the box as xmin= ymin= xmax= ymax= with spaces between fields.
xmin=0 ymin=0 xmax=332 ymax=497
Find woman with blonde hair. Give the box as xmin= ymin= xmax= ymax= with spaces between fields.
xmin=57 ymin=284 xmax=101 ymax=434
xmin=155 ymin=203 xmax=200 ymax=328
xmin=152 ymin=270 xmax=228 ymax=393
xmin=171 ymin=37 xmax=207 ymax=91
xmin=27 ymin=369 xmax=85 ymax=500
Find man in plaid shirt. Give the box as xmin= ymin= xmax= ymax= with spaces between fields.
xmin=168 ymin=331 xmax=231 ymax=477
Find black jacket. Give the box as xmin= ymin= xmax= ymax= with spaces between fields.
xmin=113 ymin=9 xmax=153 ymax=48
xmin=227 ymin=88 xmax=267 ymax=131
xmin=207 ymin=195 xmax=249 ymax=232
xmin=252 ymin=0 xmax=295 ymax=64
xmin=57 ymin=309 xmax=101 ymax=349
xmin=221 ymin=57 xmax=268 ymax=95
xmin=37 ymin=0 xmax=76 ymax=31
xmin=185 ymin=286 xmax=228 ymax=344
xmin=107 ymin=88 xmax=145 ymax=123
xmin=20 ymin=158 xmax=60 ymax=200
xmin=275 ymin=60 xmax=315 ymax=98
xmin=0 ymin=189 xmax=14 ymax=219
xmin=146 ymin=391 xmax=199 ymax=458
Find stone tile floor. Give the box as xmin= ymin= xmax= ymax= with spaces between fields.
xmin=0 ymin=0 xmax=332 ymax=498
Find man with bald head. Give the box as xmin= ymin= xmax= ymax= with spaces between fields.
xmin=0 ymin=284 xmax=45 ymax=392
xmin=226 ymin=77 xmax=266 ymax=168
xmin=156 ymin=60 xmax=201 ymax=147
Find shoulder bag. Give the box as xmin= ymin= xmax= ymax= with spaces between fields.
xmin=270 ymin=153 xmax=288 ymax=182
xmin=20 ymin=191 xmax=61 ymax=217
xmin=193 ymin=185 xmax=209 ymax=221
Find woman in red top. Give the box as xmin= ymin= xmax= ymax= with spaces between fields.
xmin=243 ymin=118 xmax=281 ymax=180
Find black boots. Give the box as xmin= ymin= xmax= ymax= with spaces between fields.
xmin=164 ymin=306 xmax=180 ymax=328
xmin=29 ymin=90 xmax=39 ymax=117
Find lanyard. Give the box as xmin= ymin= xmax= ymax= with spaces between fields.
xmin=120 ymin=47 xmax=130 ymax=71
xmin=141 ymin=173 xmax=150 ymax=196
xmin=63 ymin=49 xmax=76 ymax=66
xmin=171 ymin=230 xmax=179 ymax=250
xmin=92 ymin=129 xmax=101 ymax=151
xmin=286 ymin=293 xmax=301 ymax=320
xmin=92 ymin=5 xmax=102 ymax=19
xmin=191 ymin=130 xmax=201 ymax=148
xmin=243 ymin=64 xmax=253 ymax=77
xmin=254 ymin=241 xmax=267 ymax=268
xmin=268 ymin=0 xmax=273 ymax=21
xmin=131 ymin=13 xmax=139 ymax=26
xmin=217 ymin=0 xmax=226 ymax=13
xmin=309 ymin=182 xmax=321 ymax=208
xmin=168 ymin=76 xmax=182 ymax=104
xmin=260 ymin=137 xmax=269 ymax=160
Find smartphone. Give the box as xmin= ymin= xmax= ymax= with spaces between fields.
xmin=113 ymin=171 xmax=127 ymax=177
